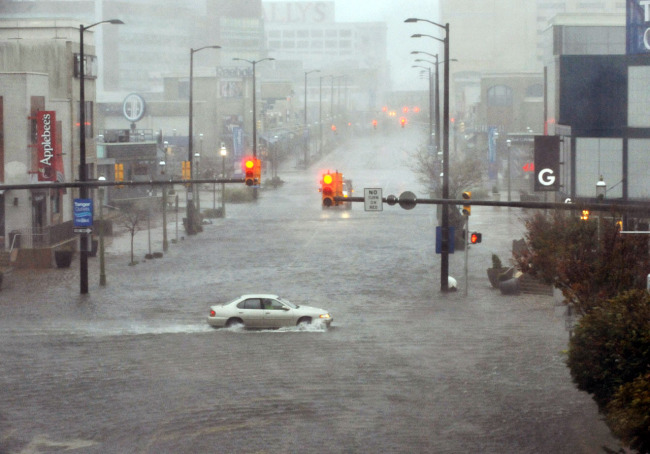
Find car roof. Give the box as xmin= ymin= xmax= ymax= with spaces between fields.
xmin=239 ymin=294 xmax=280 ymax=300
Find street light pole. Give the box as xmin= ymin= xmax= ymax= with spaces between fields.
xmin=98 ymin=176 xmax=106 ymax=286
xmin=233 ymin=57 xmax=275 ymax=200
xmin=304 ymin=69 xmax=320 ymax=166
xmin=220 ymin=145 xmax=227 ymax=217
xmin=188 ymin=45 xmax=220 ymax=234
xmin=407 ymin=18 xmax=451 ymax=292
xmin=160 ymin=160 xmax=168 ymax=252
xmin=78 ymin=18 xmax=123 ymax=295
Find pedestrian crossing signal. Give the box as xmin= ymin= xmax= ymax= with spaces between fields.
xmin=470 ymin=232 xmax=482 ymax=244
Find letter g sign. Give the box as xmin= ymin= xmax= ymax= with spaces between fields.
xmin=538 ymin=168 xmax=556 ymax=186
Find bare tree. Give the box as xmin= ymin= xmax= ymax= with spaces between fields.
xmin=408 ymin=145 xmax=485 ymax=199
xmin=118 ymin=202 xmax=146 ymax=265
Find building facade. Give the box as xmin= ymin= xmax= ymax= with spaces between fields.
xmin=0 ymin=20 xmax=95 ymax=257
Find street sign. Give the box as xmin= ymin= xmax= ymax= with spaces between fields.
xmin=73 ymin=198 xmax=93 ymax=227
xmin=435 ymin=226 xmax=456 ymax=254
xmin=364 ymin=188 xmax=383 ymax=211
xmin=74 ymin=227 xmax=93 ymax=234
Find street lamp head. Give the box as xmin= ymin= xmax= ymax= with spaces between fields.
xmin=596 ymin=175 xmax=607 ymax=200
xmin=404 ymin=18 xmax=420 ymax=23
xmin=108 ymin=19 xmax=124 ymax=25
xmin=411 ymin=34 xmax=424 ymax=38
xmin=220 ymin=146 xmax=227 ymax=157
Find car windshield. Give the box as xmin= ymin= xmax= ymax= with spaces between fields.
xmin=277 ymin=297 xmax=298 ymax=309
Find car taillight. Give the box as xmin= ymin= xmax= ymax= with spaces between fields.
xmin=209 ymin=310 xmax=216 ymax=317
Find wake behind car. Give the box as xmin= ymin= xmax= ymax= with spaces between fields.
xmin=207 ymin=294 xmax=333 ymax=329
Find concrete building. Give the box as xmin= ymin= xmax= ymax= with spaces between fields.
xmin=544 ymin=13 xmax=650 ymax=205
xmin=0 ymin=20 xmax=96 ymax=262
xmin=0 ymin=0 xmax=263 ymax=95
xmin=262 ymin=1 xmax=389 ymax=120
xmin=438 ymin=0 xmax=625 ymax=119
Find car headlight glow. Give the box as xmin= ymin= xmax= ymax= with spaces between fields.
xmin=319 ymin=313 xmax=331 ymax=319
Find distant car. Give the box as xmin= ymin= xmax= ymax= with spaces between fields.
xmin=207 ymin=294 xmax=333 ymax=329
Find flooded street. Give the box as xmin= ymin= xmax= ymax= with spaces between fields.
xmin=0 ymin=132 xmax=622 ymax=453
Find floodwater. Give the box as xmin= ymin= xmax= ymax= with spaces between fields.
xmin=0 ymin=130 xmax=623 ymax=453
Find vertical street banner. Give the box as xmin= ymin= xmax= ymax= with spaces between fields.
xmin=487 ymin=126 xmax=498 ymax=180
xmin=627 ymin=0 xmax=650 ymax=54
xmin=232 ymin=126 xmax=243 ymax=159
xmin=37 ymin=111 xmax=57 ymax=181
xmin=534 ymin=136 xmax=560 ymax=192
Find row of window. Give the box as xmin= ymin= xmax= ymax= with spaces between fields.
xmin=487 ymin=84 xmax=544 ymax=107
xmin=268 ymin=29 xmax=352 ymax=39
xmin=268 ymin=40 xmax=351 ymax=50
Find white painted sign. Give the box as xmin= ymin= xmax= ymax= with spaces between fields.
xmin=364 ymin=188 xmax=383 ymax=212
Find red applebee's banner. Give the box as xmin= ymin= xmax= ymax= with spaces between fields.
xmin=37 ymin=111 xmax=62 ymax=182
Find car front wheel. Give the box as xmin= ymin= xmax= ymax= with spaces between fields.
xmin=297 ymin=317 xmax=312 ymax=327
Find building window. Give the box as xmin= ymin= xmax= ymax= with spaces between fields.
xmin=487 ymin=85 xmax=513 ymax=107
xmin=526 ymin=84 xmax=544 ymax=97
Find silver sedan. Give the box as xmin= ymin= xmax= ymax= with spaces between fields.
xmin=207 ymin=294 xmax=333 ymax=329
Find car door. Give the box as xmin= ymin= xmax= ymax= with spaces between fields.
xmin=236 ymin=298 xmax=264 ymax=327
xmin=262 ymin=298 xmax=291 ymax=328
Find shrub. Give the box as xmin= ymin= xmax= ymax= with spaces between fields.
xmin=567 ymin=289 xmax=650 ymax=410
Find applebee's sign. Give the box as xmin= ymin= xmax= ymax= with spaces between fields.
xmin=627 ymin=0 xmax=650 ymax=54
xmin=37 ymin=111 xmax=56 ymax=181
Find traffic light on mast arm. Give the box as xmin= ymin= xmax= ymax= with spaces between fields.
xmin=320 ymin=171 xmax=343 ymax=207
xmin=462 ymin=191 xmax=471 ymax=216
xmin=400 ymin=117 xmax=407 ymax=128
xmin=243 ymin=157 xmax=261 ymax=186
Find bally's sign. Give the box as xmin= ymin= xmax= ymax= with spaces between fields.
xmin=534 ymin=136 xmax=560 ymax=192
xmin=627 ymin=0 xmax=650 ymax=54
xmin=37 ymin=111 xmax=57 ymax=182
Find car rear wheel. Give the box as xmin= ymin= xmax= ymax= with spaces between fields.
xmin=226 ymin=318 xmax=244 ymax=328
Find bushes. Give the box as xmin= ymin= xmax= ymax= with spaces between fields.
xmin=567 ymin=290 xmax=650 ymax=453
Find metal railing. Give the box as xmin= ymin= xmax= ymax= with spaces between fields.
xmin=9 ymin=221 xmax=75 ymax=252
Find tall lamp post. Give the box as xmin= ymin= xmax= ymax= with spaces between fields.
xmin=304 ymin=69 xmax=320 ymax=166
xmin=188 ymin=45 xmax=220 ymax=234
xmin=233 ymin=57 xmax=275 ymax=200
xmin=411 ymin=63 xmax=433 ymax=148
xmin=79 ymin=18 xmax=123 ymax=295
xmin=412 ymin=51 xmax=444 ymax=152
xmin=220 ymin=145 xmax=227 ymax=217
xmin=98 ymin=175 xmax=106 ymax=286
xmin=407 ymin=17 xmax=451 ymax=292
xmin=160 ymin=160 xmax=168 ymax=252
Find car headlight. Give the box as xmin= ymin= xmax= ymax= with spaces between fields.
xmin=319 ymin=313 xmax=331 ymax=319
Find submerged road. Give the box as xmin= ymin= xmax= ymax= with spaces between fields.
xmin=0 ymin=130 xmax=622 ymax=453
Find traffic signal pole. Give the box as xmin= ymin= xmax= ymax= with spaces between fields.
xmin=464 ymin=215 xmax=469 ymax=297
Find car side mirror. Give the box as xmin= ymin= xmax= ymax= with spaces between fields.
xmin=281 ymin=306 xmax=290 ymax=311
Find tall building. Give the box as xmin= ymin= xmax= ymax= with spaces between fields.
xmin=262 ymin=1 xmax=389 ymax=115
xmin=437 ymin=0 xmax=626 ymax=116
xmin=0 ymin=0 xmax=263 ymax=95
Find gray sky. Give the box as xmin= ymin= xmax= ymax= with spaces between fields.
xmin=267 ymin=0 xmax=441 ymax=90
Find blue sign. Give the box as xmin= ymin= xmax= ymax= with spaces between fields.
xmin=232 ymin=126 xmax=243 ymax=159
xmin=73 ymin=198 xmax=93 ymax=227
xmin=435 ymin=226 xmax=455 ymax=254
xmin=627 ymin=0 xmax=650 ymax=54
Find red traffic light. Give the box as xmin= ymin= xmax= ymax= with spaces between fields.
xmin=243 ymin=157 xmax=261 ymax=186
xmin=400 ymin=117 xmax=406 ymax=128
xmin=470 ymin=232 xmax=482 ymax=244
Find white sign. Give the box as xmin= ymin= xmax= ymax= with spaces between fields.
xmin=364 ymin=188 xmax=383 ymax=212
xmin=122 ymin=93 xmax=146 ymax=122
